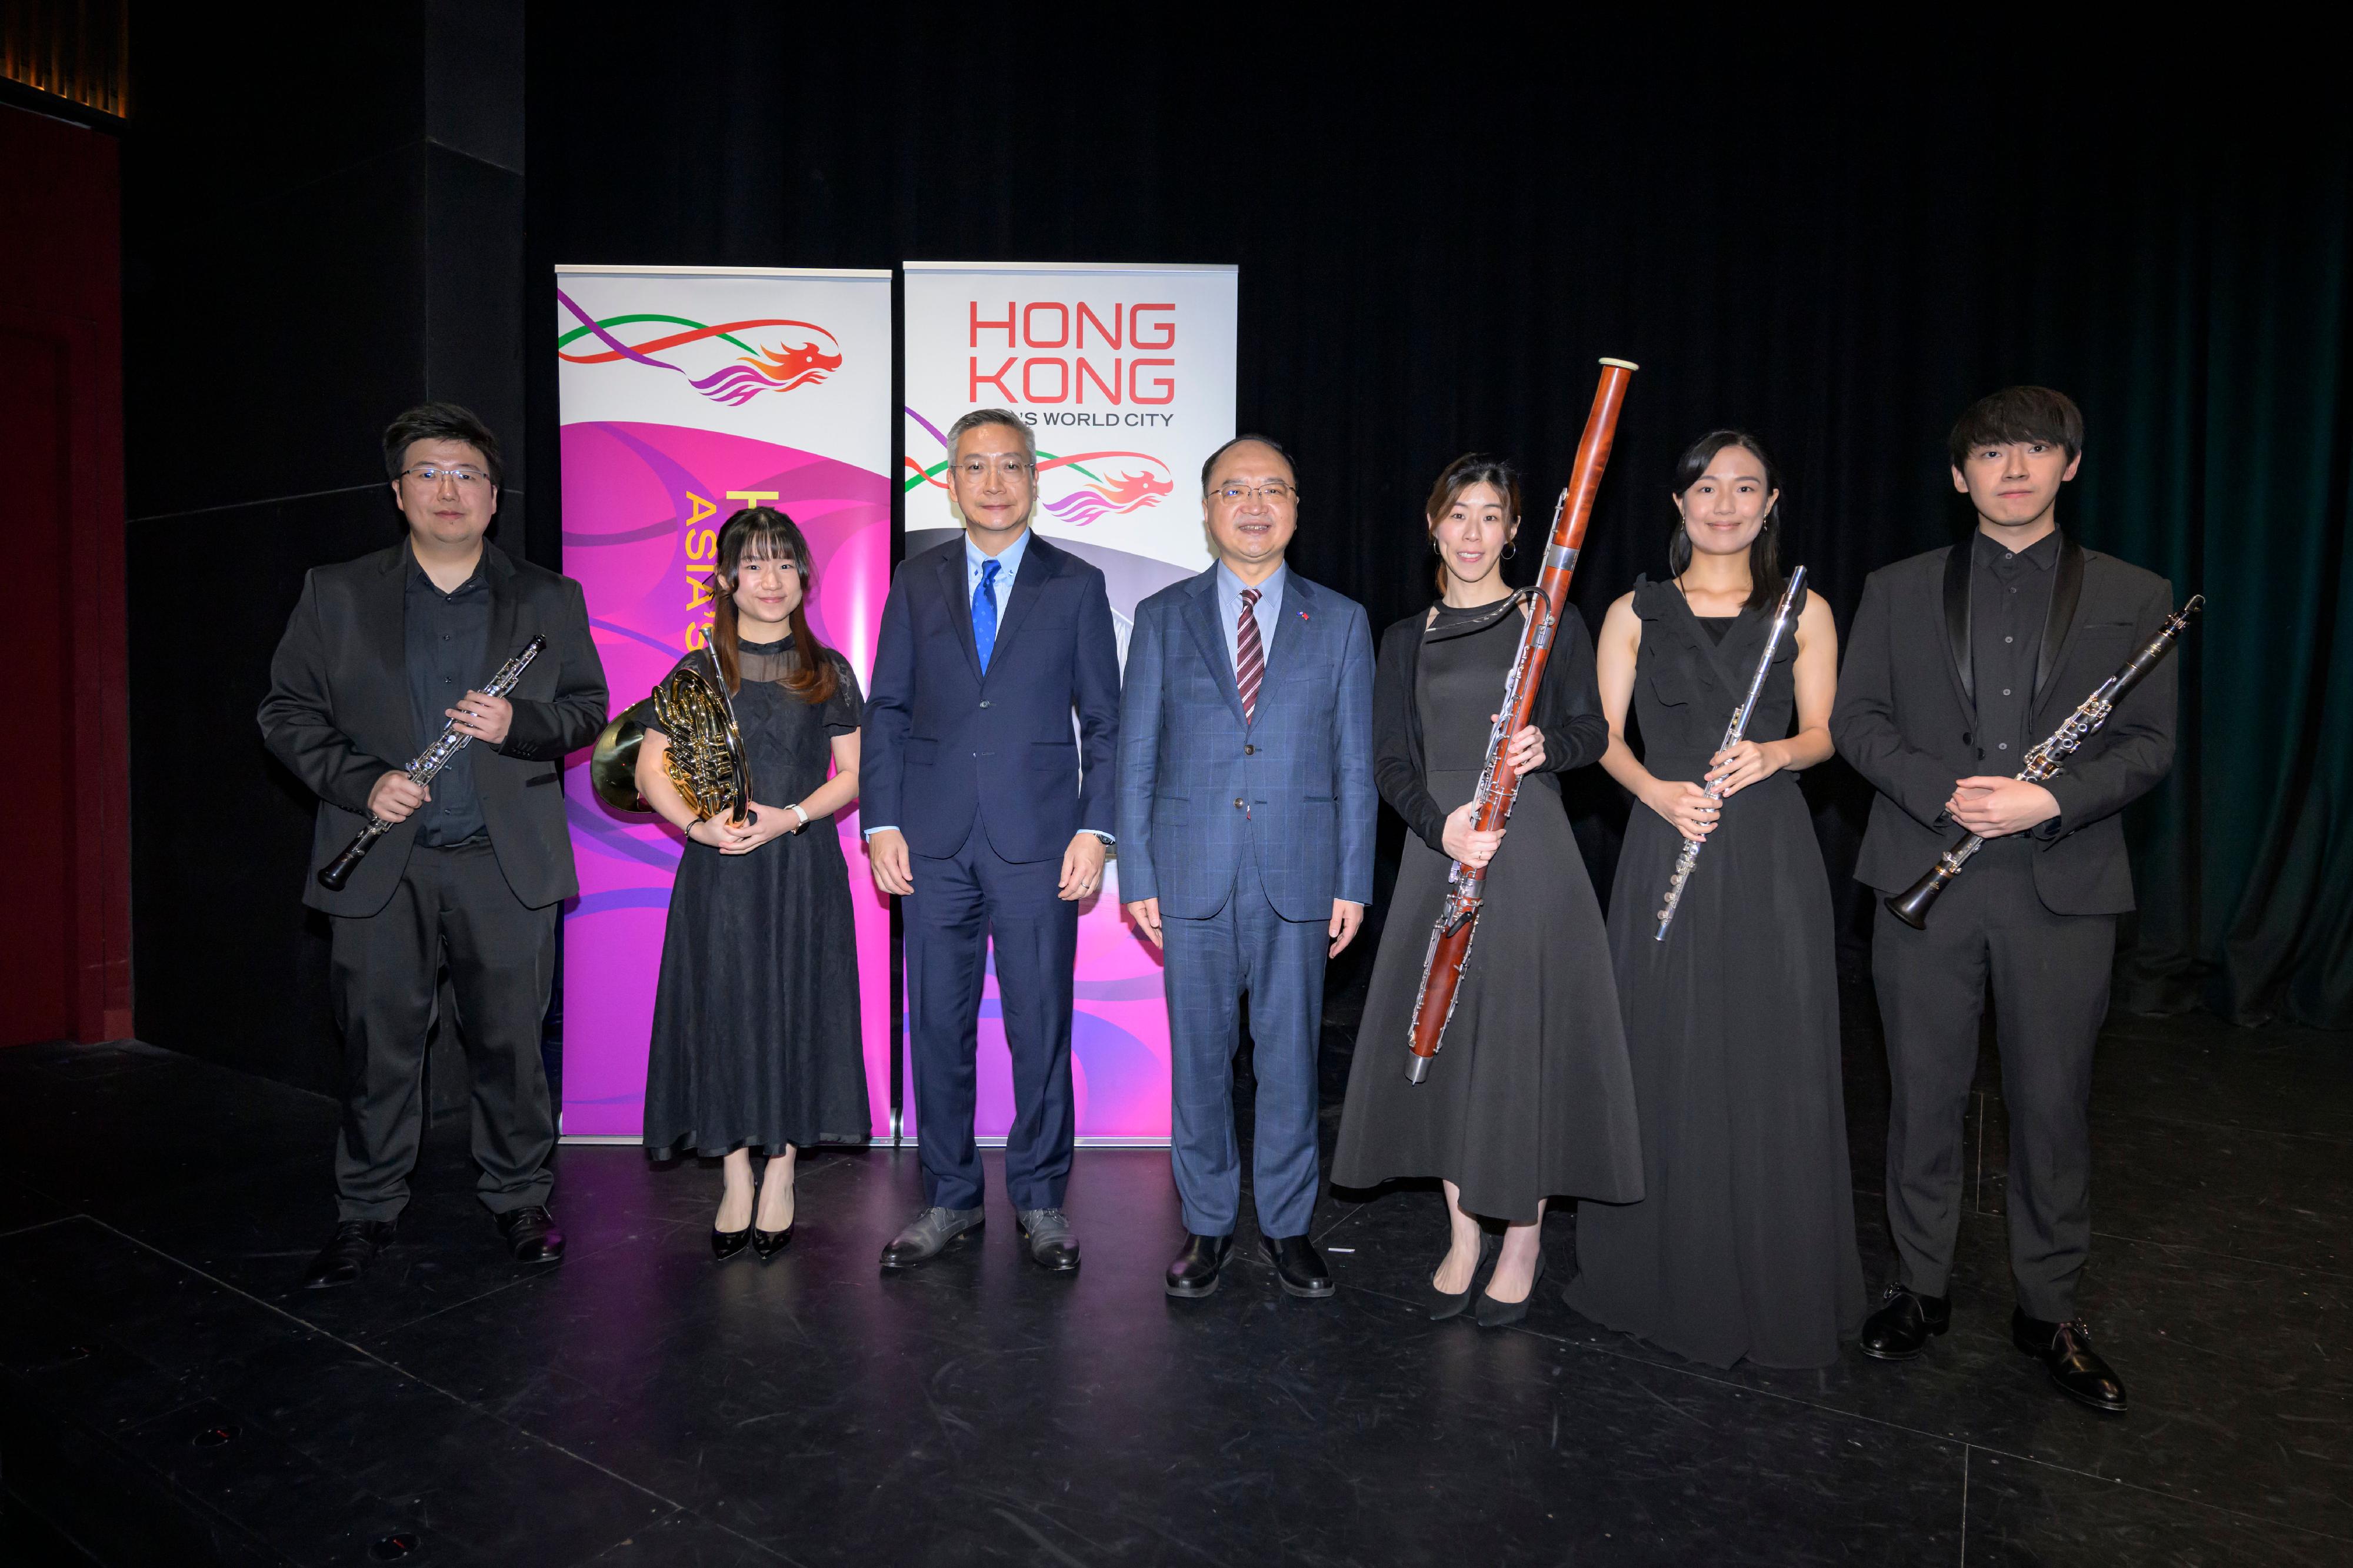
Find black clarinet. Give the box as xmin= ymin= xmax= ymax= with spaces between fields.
xmin=317 ymin=635 xmax=547 ymax=891
xmin=1885 ymin=596 xmax=2202 ymax=929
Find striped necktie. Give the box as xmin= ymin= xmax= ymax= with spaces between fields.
xmin=1236 ymin=587 xmax=1264 ymax=723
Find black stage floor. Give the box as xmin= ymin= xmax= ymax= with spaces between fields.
xmin=2 ymin=992 xmax=2348 ymax=1566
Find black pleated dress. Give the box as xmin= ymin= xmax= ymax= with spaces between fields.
xmin=1562 ymin=578 xmax=1864 ymax=1368
xmin=641 ymin=637 xmax=871 ymax=1157
xmin=1331 ymin=597 xmax=1644 ymax=1223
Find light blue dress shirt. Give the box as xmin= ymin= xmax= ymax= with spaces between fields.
xmin=1215 ymin=560 xmax=1289 ymax=678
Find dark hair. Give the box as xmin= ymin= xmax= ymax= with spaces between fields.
xmin=1422 ymin=453 xmax=1522 ymax=593
xmin=945 ymin=406 xmax=1035 ymax=465
xmin=1200 ymin=433 xmax=1295 ymax=494
xmin=1947 ymin=386 xmax=2084 ymax=470
xmin=383 ymin=402 xmax=504 ymax=488
xmin=1668 ymin=429 xmax=1783 ymax=612
xmin=708 ymin=508 xmax=839 ymax=705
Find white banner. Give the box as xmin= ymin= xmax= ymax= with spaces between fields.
xmin=901 ymin=260 xmax=1238 ymax=1143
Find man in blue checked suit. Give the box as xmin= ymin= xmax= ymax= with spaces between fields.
xmin=1119 ymin=435 xmax=1376 ymax=1301
xmin=864 ymin=409 xmax=1121 ymax=1275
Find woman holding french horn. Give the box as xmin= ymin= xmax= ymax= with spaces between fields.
xmin=635 ymin=507 xmax=871 ymax=1260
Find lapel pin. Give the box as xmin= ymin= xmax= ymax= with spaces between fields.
xmin=1298 ymin=609 xmax=1311 ymax=622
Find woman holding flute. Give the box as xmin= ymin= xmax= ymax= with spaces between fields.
xmin=1329 ymin=455 xmax=1642 ymax=1327
xmin=1561 ymin=432 xmax=1862 ymax=1368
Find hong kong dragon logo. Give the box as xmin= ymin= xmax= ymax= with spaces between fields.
xmin=905 ymin=406 xmax=1174 ymax=527
xmin=558 ymin=289 xmax=843 ymax=406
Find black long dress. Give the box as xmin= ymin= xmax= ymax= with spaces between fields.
xmin=1562 ymin=578 xmax=1864 ymax=1368
xmin=641 ymin=636 xmax=871 ymax=1157
xmin=1331 ymin=597 xmax=1644 ymax=1223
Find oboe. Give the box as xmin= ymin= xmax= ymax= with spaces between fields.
xmin=1654 ymin=566 xmax=1808 ymax=941
xmin=1885 ymin=595 xmax=2203 ymax=929
xmin=317 ymin=635 xmax=548 ymax=892
xmin=1407 ymin=357 xmax=1637 ymax=1085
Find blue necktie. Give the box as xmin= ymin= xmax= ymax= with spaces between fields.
xmin=973 ymin=558 xmax=1001 ymax=674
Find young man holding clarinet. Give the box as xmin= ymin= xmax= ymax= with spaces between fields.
xmin=1832 ymin=387 xmax=2179 ymax=1413
xmin=259 ymin=403 xmax=608 ymax=1289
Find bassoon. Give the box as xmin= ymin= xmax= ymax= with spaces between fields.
xmin=1884 ymin=593 xmax=2204 ymax=929
xmin=1405 ymin=358 xmax=1637 ymax=1085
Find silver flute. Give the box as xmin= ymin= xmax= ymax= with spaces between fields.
xmin=1654 ymin=567 xmax=1807 ymax=941
xmin=317 ymin=635 xmax=547 ymax=890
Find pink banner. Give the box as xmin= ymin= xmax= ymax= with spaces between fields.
xmin=561 ymin=422 xmax=892 ymax=1139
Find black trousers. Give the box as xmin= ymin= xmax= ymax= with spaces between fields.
xmin=904 ymin=818 xmax=1076 ymax=1213
xmin=1871 ymin=844 xmax=2115 ymax=1322
xmin=329 ymin=838 xmax=558 ymax=1222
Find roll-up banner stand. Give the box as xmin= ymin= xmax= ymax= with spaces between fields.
xmin=901 ymin=261 xmax=1239 ymax=1146
xmin=555 ymin=265 xmax=895 ymax=1142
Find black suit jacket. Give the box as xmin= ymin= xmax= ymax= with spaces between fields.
xmin=862 ymin=532 xmax=1121 ymax=863
xmin=258 ymin=542 xmax=610 ymax=916
xmin=1831 ymin=535 xmax=2175 ymax=915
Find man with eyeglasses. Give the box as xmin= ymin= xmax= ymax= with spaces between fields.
xmin=1118 ymin=435 xmax=1375 ymax=1300
xmin=259 ymin=402 xmax=608 ymax=1289
xmin=864 ymin=408 xmax=1121 ymax=1273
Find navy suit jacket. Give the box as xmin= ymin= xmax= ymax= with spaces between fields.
xmin=864 ymin=532 xmax=1121 ymax=863
xmin=1116 ymin=565 xmax=1376 ymax=922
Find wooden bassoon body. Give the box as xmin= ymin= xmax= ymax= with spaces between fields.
xmin=1404 ymin=358 xmax=1636 ymax=1085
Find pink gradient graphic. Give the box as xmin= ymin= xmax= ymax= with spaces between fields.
xmin=559 ymin=421 xmax=891 ymax=1139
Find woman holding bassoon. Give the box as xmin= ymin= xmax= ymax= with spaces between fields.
xmin=1561 ymin=432 xmax=1863 ymax=1368
xmin=1330 ymin=455 xmax=1642 ymax=1328
xmin=637 ymin=508 xmax=871 ymax=1261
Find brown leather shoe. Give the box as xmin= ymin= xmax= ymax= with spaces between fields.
xmin=2013 ymin=1308 xmax=2127 ymax=1414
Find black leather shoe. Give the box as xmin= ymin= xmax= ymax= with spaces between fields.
xmin=1165 ymin=1233 xmax=1234 ymax=1299
xmin=2013 ymin=1309 xmax=2128 ymax=1414
xmin=751 ymin=1224 xmax=794 ymax=1260
xmin=1016 ymin=1209 xmax=1081 ymax=1273
xmin=1261 ymin=1234 xmax=1335 ymax=1299
xmin=1474 ymin=1247 xmax=1547 ymax=1329
xmin=1858 ymin=1285 xmax=1951 ymax=1360
xmin=712 ymin=1226 xmax=751 ymax=1262
xmin=1428 ymin=1233 xmax=1496 ymax=1322
xmin=301 ymin=1220 xmax=395 ymax=1289
xmin=495 ymin=1205 xmax=565 ymax=1265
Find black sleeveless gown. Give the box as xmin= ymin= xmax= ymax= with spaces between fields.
xmin=1331 ymin=599 xmax=1644 ymax=1223
xmin=641 ymin=637 xmax=871 ymax=1157
xmin=1562 ymin=579 xmax=1864 ymax=1368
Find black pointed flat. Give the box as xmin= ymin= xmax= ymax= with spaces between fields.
xmin=712 ymin=1226 xmax=751 ymax=1262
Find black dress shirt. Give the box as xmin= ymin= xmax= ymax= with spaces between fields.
xmin=1970 ymin=527 xmax=2061 ymax=766
xmin=405 ymin=549 xmax=493 ymax=846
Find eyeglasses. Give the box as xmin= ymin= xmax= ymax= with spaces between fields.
xmin=402 ymin=465 xmax=494 ymax=488
xmin=954 ymin=456 xmax=1034 ymax=480
xmin=1213 ymin=481 xmax=1298 ymax=505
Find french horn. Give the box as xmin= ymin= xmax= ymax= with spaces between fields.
xmin=588 ymin=644 xmax=753 ymax=823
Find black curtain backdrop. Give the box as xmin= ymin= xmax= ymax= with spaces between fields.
xmin=525 ymin=13 xmax=2351 ymax=1028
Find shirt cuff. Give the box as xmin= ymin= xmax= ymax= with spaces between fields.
xmin=1085 ymin=830 xmax=1116 ymax=845
xmin=862 ymin=825 xmax=900 ymax=840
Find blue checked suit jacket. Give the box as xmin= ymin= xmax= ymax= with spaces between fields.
xmin=1117 ymin=565 xmax=1376 ymax=922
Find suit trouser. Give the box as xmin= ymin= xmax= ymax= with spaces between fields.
xmin=1871 ymin=845 xmax=2114 ymax=1321
xmin=905 ymin=818 xmax=1076 ymax=1212
xmin=329 ymin=838 xmax=558 ymax=1223
xmin=1163 ymin=850 xmax=1328 ymax=1239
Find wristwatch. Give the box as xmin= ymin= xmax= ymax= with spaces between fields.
xmin=788 ymin=803 xmax=810 ymax=829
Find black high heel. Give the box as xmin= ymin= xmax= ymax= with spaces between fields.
xmin=711 ymin=1226 xmax=750 ymax=1262
xmin=1474 ymin=1247 xmax=1547 ymax=1329
xmin=751 ymin=1223 xmax=794 ymax=1260
xmin=1427 ymin=1232 xmax=1497 ymax=1322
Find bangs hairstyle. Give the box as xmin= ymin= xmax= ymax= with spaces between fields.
xmin=1947 ymin=386 xmax=2084 ymax=470
xmin=709 ymin=508 xmax=839 ymax=705
xmin=1669 ymin=430 xmax=1784 ymax=612
xmin=382 ymin=402 xmax=503 ymax=488
xmin=1422 ymin=453 xmax=1522 ymax=592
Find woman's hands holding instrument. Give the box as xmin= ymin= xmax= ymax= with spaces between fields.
xmin=1703 ymin=738 xmax=1784 ymax=799
xmin=1645 ymin=779 xmax=1719 ymax=842
xmin=688 ymin=804 xmax=782 ymax=854
xmin=1442 ymin=800 xmax=1506 ymax=869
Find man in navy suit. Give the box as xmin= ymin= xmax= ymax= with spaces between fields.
xmin=1118 ymin=435 xmax=1375 ymax=1300
xmin=864 ymin=408 xmax=1121 ymax=1273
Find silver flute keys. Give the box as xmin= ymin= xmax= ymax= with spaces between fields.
xmin=1654 ymin=567 xmax=1807 ymax=942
